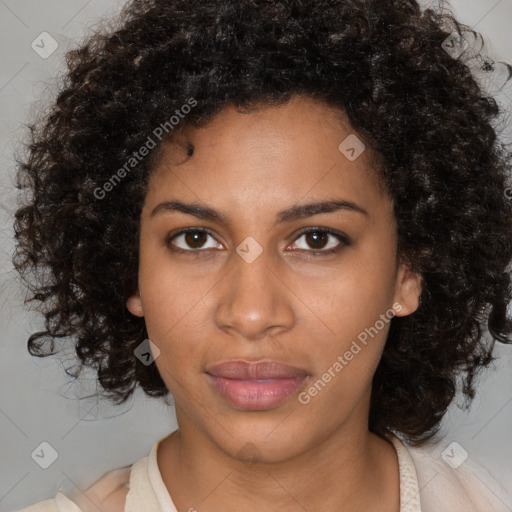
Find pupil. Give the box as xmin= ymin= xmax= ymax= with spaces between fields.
xmin=186 ymin=231 xmax=206 ymax=248
xmin=307 ymin=231 xmax=327 ymax=249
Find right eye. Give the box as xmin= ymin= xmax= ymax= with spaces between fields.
xmin=166 ymin=228 xmax=222 ymax=253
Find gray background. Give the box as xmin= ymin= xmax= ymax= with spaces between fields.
xmin=1 ymin=1 xmax=511 ymax=510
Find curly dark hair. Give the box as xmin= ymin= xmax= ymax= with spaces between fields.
xmin=12 ymin=0 xmax=512 ymax=447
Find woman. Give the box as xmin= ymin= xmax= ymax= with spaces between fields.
xmin=13 ymin=0 xmax=512 ymax=510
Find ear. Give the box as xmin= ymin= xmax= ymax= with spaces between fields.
xmin=126 ymin=289 xmax=144 ymax=317
xmin=392 ymin=262 xmax=422 ymax=317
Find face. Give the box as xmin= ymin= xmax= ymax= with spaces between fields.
xmin=127 ymin=95 xmax=421 ymax=463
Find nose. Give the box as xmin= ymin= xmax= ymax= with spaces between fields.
xmin=214 ymin=246 xmax=295 ymax=342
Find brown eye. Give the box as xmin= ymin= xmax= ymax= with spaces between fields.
xmin=290 ymin=228 xmax=349 ymax=254
xmin=166 ymin=229 xmax=220 ymax=251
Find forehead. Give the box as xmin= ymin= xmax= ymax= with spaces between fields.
xmin=146 ymin=96 xmax=390 ymax=219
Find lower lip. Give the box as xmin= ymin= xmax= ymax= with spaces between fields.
xmin=207 ymin=375 xmax=307 ymax=410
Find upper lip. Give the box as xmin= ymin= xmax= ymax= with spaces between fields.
xmin=206 ymin=360 xmax=309 ymax=379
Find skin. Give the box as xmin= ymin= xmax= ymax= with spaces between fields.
xmin=126 ymin=95 xmax=422 ymax=511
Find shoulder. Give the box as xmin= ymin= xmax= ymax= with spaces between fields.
xmin=71 ymin=465 xmax=131 ymax=512
xmin=403 ymin=437 xmax=511 ymax=512
xmin=16 ymin=466 xmax=131 ymax=512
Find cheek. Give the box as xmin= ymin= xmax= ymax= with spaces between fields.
xmin=293 ymin=252 xmax=396 ymax=398
xmin=290 ymin=252 xmax=396 ymax=343
xmin=140 ymin=276 xmax=208 ymax=363
xmin=136 ymin=247 xmax=206 ymax=382
xmin=296 ymin=271 xmax=396 ymax=415
xmin=141 ymin=285 xmax=207 ymax=400
xmin=137 ymin=235 xmax=209 ymax=335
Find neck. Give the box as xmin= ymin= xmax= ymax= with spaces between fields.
xmin=157 ymin=410 xmax=400 ymax=511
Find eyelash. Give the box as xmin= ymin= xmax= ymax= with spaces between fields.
xmin=165 ymin=227 xmax=351 ymax=257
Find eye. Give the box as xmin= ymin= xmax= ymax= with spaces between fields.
xmin=166 ymin=228 xmax=220 ymax=252
xmin=288 ymin=227 xmax=350 ymax=256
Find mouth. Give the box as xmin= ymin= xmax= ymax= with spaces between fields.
xmin=205 ymin=360 xmax=309 ymax=411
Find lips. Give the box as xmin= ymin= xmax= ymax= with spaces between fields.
xmin=206 ymin=360 xmax=308 ymax=379
xmin=205 ymin=360 xmax=309 ymax=410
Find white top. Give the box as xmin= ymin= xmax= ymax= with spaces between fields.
xmin=16 ymin=431 xmax=511 ymax=512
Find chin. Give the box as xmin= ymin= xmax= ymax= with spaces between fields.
xmin=207 ymin=417 xmax=312 ymax=465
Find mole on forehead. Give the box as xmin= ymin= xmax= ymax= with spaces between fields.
xmin=153 ymin=133 xmax=195 ymax=169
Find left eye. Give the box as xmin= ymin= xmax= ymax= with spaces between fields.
xmin=290 ymin=228 xmax=348 ymax=254
xmin=166 ymin=227 xmax=349 ymax=255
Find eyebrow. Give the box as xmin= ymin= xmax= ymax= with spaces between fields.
xmin=150 ymin=199 xmax=368 ymax=225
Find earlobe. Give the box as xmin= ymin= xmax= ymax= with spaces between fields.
xmin=126 ymin=290 xmax=144 ymax=317
xmin=393 ymin=264 xmax=422 ymax=317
